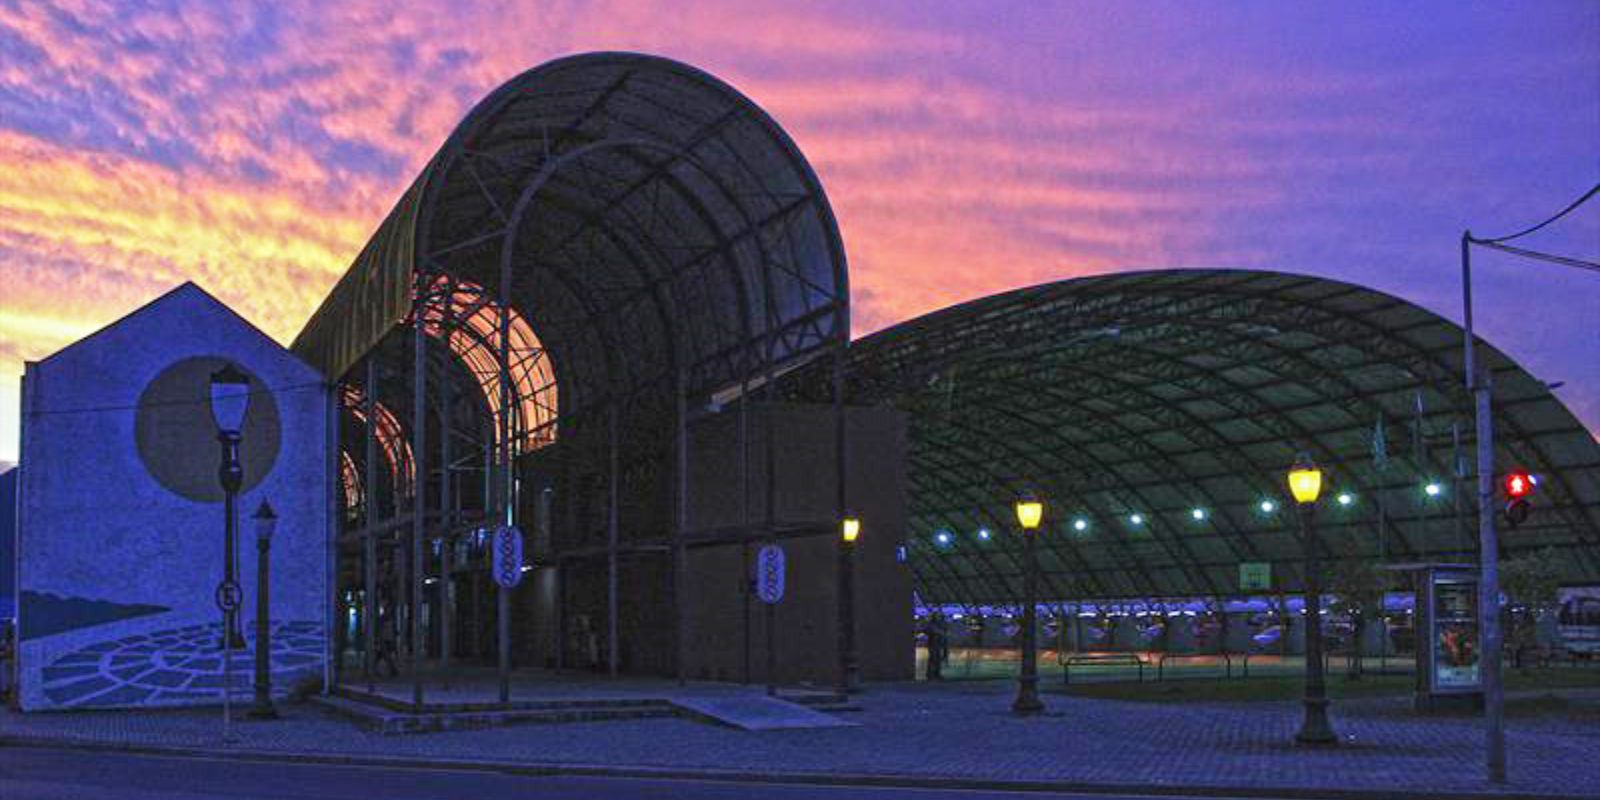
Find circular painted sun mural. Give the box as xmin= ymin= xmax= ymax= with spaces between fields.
xmin=134 ymin=356 xmax=281 ymax=502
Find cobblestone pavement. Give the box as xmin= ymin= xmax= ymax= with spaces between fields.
xmin=2 ymin=682 xmax=1596 ymax=797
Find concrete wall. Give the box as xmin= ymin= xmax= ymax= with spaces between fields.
xmin=544 ymin=401 xmax=914 ymax=684
xmin=680 ymin=402 xmax=914 ymax=684
xmin=16 ymin=283 xmax=330 ymax=710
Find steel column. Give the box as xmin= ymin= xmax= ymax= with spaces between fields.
xmin=607 ymin=404 xmax=620 ymax=678
xmin=362 ymin=360 xmax=378 ymax=693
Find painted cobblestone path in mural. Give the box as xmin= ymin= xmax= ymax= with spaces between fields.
xmin=41 ymin=621 xmax=323 ymax=708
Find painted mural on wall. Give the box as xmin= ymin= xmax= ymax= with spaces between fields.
xmin=17 ymin=283 xmax=330 ymax=711
xmin=39 ymin=619 xmax=323 ymax=708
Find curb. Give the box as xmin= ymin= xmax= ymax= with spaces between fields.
xmin=0 ymin=734 xmax=1587 ymax=800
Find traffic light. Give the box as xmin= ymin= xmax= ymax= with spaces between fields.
xmin=1503 ymin=470 xmax=1534 ymax=528
xmin=1505 ymin=471 xmax=1532 ymax=499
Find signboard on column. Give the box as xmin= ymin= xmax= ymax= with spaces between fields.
xmin=492 ymin=525 xmax=525 ymax=589
xmin=756 ymin=544 xmax=785 ymax=604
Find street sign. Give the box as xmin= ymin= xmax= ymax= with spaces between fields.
xmin=491 ymin=525 xmax=525 ymax=589
xmin=1239 ymin=562 xmax=1271 ymax=592
xmin=755 ymin=544 xmax=785 ymax=604
xmin=214 ymin=579 xmax=242 ymax=613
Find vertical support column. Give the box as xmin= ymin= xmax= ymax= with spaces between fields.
xmin=763 ymin=347 xmax=778 ymax=696
xmin=1453 ymin=421 xmax=1467 ymax=555
xmin=738 ymin=377 xmax=752 ymax=684
xmin=326 ymin=381 xmax=340 ymax=693
xmin=832 ymin=339 xmax=854 ymax=694
xmin=362 ymin=360 xmax=378 ymax=693
xmin=439 ymin=382 xmax=453 ymax=684
xmin=607 ymin=404 xmax=620 ymax=678
xmin=411 ymin=313 xmax=427 ymax=710
xmin=496 ymin=257 xmax=514 ymax=705
xmin=557 ymin=448 xmax=573 ymax=674
xmin=674 ymin=369 xmax=689 ymax=684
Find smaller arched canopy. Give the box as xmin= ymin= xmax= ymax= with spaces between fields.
xmin=816 ymin=269 xmax=1600 ymax=605
xmin=294 ymin=52 xmax=849 ymax=430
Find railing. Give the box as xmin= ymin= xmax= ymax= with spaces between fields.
xmin=1156 ymin=652 xmax=1233 ymax=681
xmin=1062 ymin=653 xmax=1147 ymax=684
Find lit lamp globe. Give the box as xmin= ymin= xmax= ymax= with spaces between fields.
xmin=841 ymin=517 xmax=862 ymax=544
xmin=1288 ymin=456 xmax=1323 ymax=505
xmin=1015 ymin=497 xmax=1044 ymax=531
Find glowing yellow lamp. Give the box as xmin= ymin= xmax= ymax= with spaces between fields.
xmin=1288 ymin=456 xmax=1323 ymax=505
xmin=1015 ymin=497 xmax=1044 ymax=531
xmin=841 ymin=517 xmax=862 ymax=544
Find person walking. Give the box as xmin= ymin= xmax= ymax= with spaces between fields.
xmin=925 ymin=611 xmax=948 ymax=680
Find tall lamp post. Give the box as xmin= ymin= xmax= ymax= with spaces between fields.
xmin=1012 ymin=494 xmax=1044 ymax=715
xmin=838 ymin=516 xmax=861 ymax=695
xmin=210 ymin=363 xmax=251 ymax=741
xmin=1289 ymin=455 xmax=1336 ymax=745
xmin=249 ymin=501 xmax=279 ymax=720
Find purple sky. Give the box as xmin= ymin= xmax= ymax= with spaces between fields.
xmin=1 ymin=1 xmax=1596 ymax=464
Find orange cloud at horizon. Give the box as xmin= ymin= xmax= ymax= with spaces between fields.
xmin=1 ymin=1 xmax=1595 ymax=466
xmin=0 ymin=129 xmax=381 ymax=358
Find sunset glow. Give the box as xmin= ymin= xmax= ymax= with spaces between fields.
xmin=2 ymin=2 xmax=1597 ymax=463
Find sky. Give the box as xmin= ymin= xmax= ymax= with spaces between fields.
xmin=1 ymin=1 xmax=1597 ymax=465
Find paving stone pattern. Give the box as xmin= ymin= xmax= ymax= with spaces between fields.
xmin=2 ymin=682 xmax=1596 ymax=797
xmin=39 ymin=621 xmax=323 ymax=708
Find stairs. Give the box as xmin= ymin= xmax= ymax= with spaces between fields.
xmin=315 ymin=687 xmax=679 ymax=734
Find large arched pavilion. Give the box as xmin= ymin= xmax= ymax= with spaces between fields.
xmin=293 ymin=53 xmax=857 ymax=689
xmin=787 ymin=269 xmax=1600 ymax=610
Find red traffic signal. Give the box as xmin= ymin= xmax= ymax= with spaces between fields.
xmin=1504 ymin=471 xmax=1533 ymax=499
xmin=1503 ymin=470 xmax=1534 ymax=529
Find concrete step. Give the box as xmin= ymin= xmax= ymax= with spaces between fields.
xmin=333 ymin=686 xmax=666 ymax=715
xmin=314 ymin=693 xmax=679 ymax=735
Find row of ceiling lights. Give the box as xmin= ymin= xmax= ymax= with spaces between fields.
xmin=930 ymin=480 xmax=1455 ymax=547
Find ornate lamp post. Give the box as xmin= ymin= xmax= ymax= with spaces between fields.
xmin=209 ymin=363 xmax=251 ymax=740
xmin=838 ymin=516 xmax=861 ymax=694
xmin=1012 ymin=494 xmax=1045 ymax=714
xmin=249 ymin=500 xmax=279 ymax=720
xmin=1289 ymin=455 xmax=1336 ymax=745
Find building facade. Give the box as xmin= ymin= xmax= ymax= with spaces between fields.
xmin=15 ymin=284 xmax=331 ymax=710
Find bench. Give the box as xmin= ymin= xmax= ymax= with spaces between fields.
xmin=1062 ymin=653 xmax=1147 ymax=684
xmin=1156 ymin=652 xmax=1233 ymax=681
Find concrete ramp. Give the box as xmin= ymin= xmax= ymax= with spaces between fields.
xmin=670 ymin=695 xmax=858 ymax=731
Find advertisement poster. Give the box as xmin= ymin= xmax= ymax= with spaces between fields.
xmin=1433 ymin=577 xmax=1480 ymax=691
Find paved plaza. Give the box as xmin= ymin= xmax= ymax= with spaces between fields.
xmin=2 ymin=679 xmax=1596 ymax=798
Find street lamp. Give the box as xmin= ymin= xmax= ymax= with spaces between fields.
xmin=249 ymin=500 xmax=279 ymax=720
xmin=1012 ymin=494 xmax=1044 ymax=715
xmin=209 ymin=363 xmax=250 ymax=740
xmin=838 ymin=516 xmax=861 ymax=694
xmin=1288 ymin=454 xmax=1336 ymax=745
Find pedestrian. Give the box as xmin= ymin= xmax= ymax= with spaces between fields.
xmin=925 ymin=611 xmax=948 ymax=680
xmin=373 ymin=606 xmax=400 ymax=678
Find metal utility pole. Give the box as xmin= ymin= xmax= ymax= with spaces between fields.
xmin=1457 ymin=181 xmax=1600 ymax=784
xmin=1461 ymin=232 xmax=1504 ymax=783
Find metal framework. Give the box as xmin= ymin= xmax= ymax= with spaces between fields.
xmin=293 ymin=53 xmax=850 ymax=700
xmin=789 ymin=269 xmax=1600 ymax=609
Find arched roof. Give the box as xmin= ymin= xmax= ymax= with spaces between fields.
xmin=827 ymin=269 xmax=1600 ymax=605
xmin=294 ymin=52 xmax=848 ymax=422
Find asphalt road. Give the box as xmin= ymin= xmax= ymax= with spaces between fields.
xmin=0 ymin=746 xmax=1277 ymax=800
